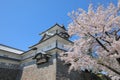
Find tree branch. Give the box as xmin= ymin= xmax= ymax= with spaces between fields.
xmin=98 ymin=62 xmax=120 ymax=75
xmin=116 ymin=29 xmax=120 ymax=41
xmin=96 ymin=38 xmax=109 ymax=52
xmin=100 ymin=38 xmax=111 ymax=46
xmin=105 ymin=31 xmax=111 ymax=38
xmin=88 ymin=32 xmax=109 ymax=52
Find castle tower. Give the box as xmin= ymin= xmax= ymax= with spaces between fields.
xmin=20 ymin=23 xmax=74 ymax=80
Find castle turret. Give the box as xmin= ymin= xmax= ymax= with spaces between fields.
xmin=20 ymin=23 xmax=74 ymax=80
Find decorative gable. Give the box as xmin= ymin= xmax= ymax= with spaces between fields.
xmin=40 ymin=32 xmax=54 ymax=42
xmin=40 ymin=23 xmax=66 ymax=37
xmin=33 ymin=52 xmax=51 ymax=65
xmin=58 ymin=31 xmax=70 ymax=39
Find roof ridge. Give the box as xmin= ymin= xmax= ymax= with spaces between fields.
xmin=39 ymin=23 xmax=66 ymax=35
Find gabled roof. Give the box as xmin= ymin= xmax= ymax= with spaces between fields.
xmin=39 ymin=23 xmax=66 ymax=35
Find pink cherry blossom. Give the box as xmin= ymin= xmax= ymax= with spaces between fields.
xmin=61 ymin=0 xmax=120 ymax=80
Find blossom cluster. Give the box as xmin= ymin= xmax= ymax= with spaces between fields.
xmin=61 ymin=0 xmax=120 ymax=80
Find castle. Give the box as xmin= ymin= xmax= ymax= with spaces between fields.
xmin=0 ymin=24 xmax=81 ymax=80
xmin=0 ymin=24 xmax=102 ymax=80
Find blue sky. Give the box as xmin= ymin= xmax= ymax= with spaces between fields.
xmin=0 ymin=0 xmax=118 ymax=51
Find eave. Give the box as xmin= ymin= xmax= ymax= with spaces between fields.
xmin=0 ymin=56 xmax=21 ymax=62
xmin=0 ymin=44 xmax=24 ymax=54
xmin=29 ymin=33 xmax=73 ymax=49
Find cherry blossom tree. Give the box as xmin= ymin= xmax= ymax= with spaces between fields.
xmin=61 ymin=0 xmax=120 ymax=80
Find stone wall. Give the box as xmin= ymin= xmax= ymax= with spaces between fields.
xmin=56 ymin=59 xmax=83 ymax=80
xmin=0 ymin=68 xmax=21 ymax=80
xmin=21 ymin=60 xmax=56 ymax=80
xmin=56 ymin=59 xmax=105 ymax=80
xmin=0 ymin=58 xmax=106 ymax=80
xmin=0 ymin=62 xmax=22 ymax=80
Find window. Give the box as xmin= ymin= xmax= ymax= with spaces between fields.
xmin=33 ymin=53 xmax=51 ymax=65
